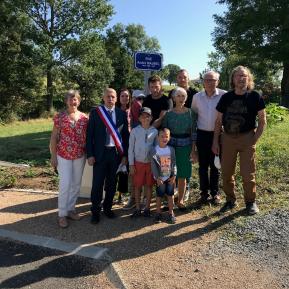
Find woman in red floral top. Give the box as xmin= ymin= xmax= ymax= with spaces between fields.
xmin=50 ymin=90 xmax=88 ymax=228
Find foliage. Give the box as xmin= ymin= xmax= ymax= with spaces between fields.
xmin=213 ymin=0 xmax=289 ymax=106
xmin=61 ymin=34 xmax=114 ymax=110
xmin=265 ymin=103 xmax=289 ymax=126
xmin=0 ymin=0 xmax=43 ymax=123
xmin=160 ymin=64 xmax=181 ymax=85
xmin=0 ymin=168 xmax=16 ymax=189
xmin=105 ymin=23 xmax=161 ymax=91
xmin=23 ymin=0 xmax=114 ymax=111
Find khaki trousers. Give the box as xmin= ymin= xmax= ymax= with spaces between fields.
xmin=221 ymin=131 xmax=256 ymax=203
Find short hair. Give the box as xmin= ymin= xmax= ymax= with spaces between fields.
xmin=203 ymin=70 xmax=220 ymax=80
xmin=148 ymin=75 xmax=162 ymax=85
xmin=171 ymin=86 xmax=188 ymax=99
xmin=103 ymin=87 xmax=117 ymax=97
xmin=177 ymin=69 xmax=189 ymax=77
xmin=65 ymin=89 xmax=81 ymax=102
xmin=158 ymin=127 xmax=170 ymax=136
xmin=230 ymin=66 xmax=255 ymax=90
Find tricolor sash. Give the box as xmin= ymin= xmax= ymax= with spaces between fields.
xmin=96 ymin=105 xmax=124 ymax=155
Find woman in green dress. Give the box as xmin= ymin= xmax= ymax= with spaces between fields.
xmin=162 ymin=87 xmax=198 ymax=210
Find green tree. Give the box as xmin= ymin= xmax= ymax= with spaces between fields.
xmin=213 ymin=0 xmax=289 ymax=106
xmin=105 ymin=23 xmax=161 ymax=91
xmin=0 ymin=0 xmax=42 ymax=122
xmin=162 ymin=64 xmax=181 ymax=85
xmin=24 ymin=0 xmax=113 ymax=111
xmin=62 ymin=34 xmax=114 ymax=110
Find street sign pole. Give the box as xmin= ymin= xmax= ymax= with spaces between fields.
xmin=144 ymin=70 xmax=151 ymax=95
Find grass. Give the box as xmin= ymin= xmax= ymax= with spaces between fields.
xmin=0 ymin=114 xmax=289 ymax=213
xmin=0 ymin=118 xmax=53 ymax=166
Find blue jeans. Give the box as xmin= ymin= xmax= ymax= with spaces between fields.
xmin=156 ymin=180 xmax=174 ymax=197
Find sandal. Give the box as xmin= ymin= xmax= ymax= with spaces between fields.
xmin=177 ymin=203 xmax=187 ymax=212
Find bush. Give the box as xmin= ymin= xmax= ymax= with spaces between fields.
xmin=265 ymin=103 xmax=289 ymax=126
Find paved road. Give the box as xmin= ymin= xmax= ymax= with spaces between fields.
xmin=0 ymin=238 xmax=114 ymax=289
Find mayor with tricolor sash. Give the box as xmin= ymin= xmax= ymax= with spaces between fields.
xmin=86 ymin=88 xmax=129 ymax=224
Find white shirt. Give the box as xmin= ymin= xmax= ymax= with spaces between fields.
xmin=105 ymin=106 xmax=116 ymax=147
xmin=155 ymin=145 xmax=171 ymax=181
xmin=191 ymin=88 xmax=227 ymax=131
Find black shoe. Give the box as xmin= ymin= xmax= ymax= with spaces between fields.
xmin=154 ymin=213 xmax=162 ymax=223
xmin=130 ymin=209 xmax=142 ymax=218
xmin=192 ymin=197 xmax=210 ymax=209
xmin=168 ymin=214 xmax=176 ymax=224
xmin=143 ymin=208 xmax=151 ymax=217
xmin=246 ymin=202 xmax=259 ymax=215
xmin=104 ymin=210 xmax=116 ymax=219
xmin=219 ymin=201 xmax=237 ymax=213
xmin=91 ymin=213 xmax=100 ymax=224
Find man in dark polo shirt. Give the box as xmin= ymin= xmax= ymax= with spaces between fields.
xmin=143 ymin=75 xmax=170 ymax=127
xmin=212 ymin=66 xmax=267 ymax=215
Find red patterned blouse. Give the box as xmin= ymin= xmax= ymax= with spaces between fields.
xmin=53 ymin=111 xmax=88 ymax=160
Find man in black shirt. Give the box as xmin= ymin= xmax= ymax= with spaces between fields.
xmin=143 ymin=75 xmax=170 ymax=127
xmin=168 ymin=69 xmax=198 ymax=108
xmin=212 ymin=66 xmax=266 ymax=215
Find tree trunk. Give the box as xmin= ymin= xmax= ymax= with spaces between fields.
xmin=46 ymin=66 xmax=53 ymax=112
xmin=281 ymin=62 xmax=289 ymax=107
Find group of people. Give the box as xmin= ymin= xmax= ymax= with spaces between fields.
xmin=50 ymin=65 xmax=266 ymax=228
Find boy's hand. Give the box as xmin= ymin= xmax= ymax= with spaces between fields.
xmin=168 ymin=176 xmax=176 ymax=185
xmin=129 ymin=165 xmax=135 ymax=175
xmin=157 ymin=178 xmax=163 ymax=186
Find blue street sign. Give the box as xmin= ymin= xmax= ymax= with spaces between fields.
xmin=134 ymin=52 xmax=163 ymax=71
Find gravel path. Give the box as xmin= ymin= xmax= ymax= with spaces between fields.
xmin=1 ymin=190 xmax=288 ymax=289
xmin=208 ymin=209 xmax=289 ymax=288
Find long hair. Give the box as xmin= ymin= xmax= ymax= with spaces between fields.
xmin=230 ymin=65 xmax=255 ymax=90
xmin=116 ymin=88 xmax=132 ymax=109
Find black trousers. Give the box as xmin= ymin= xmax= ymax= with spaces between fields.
xmin=196 ymin=129 xmax=220 ymax=198
xmin=91 ymin=147 xmax=120 ymax=214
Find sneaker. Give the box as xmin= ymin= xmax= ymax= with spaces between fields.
xmin=246 ymin=202 xmax=259 ymax=215
xmin=122 ymin=197 xmax=136 ymax=210
xmin=143 ymin=208 xmax=151 ymax=217
xmin=58 ymin=217 xmax=68 ymax=228
xmin=219 ymin=201 xmax=237 ymax=213
xmin=154 ymin=213 xmax=162 ymax=223
xmin=67 ymin=211 xmax=81 ymax=221
xmin=168 ymin=214 xmax=176 ymax=224
xmin=130 ymin=209 xmax=142 ymax=218
xmin=211 ymin=195 xmax=222 ymax=206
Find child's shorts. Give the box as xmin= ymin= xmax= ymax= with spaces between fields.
xmin=133 ymin=161 xmax=155 ymax=188
xmin=156 ymin=180 xmax=174 ymax=197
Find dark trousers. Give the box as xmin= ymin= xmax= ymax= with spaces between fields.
xmin=117 ymin=170 xmax=128 ymax=194
xmin=91 ymin=147 xmax=120 ymax=214
xmin=196 ymin=129 xmax=220 ymax=198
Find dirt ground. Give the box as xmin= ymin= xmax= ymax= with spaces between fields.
xmin=0 ymin=190 xmax=284 ymax=289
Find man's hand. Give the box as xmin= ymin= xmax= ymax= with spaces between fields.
xmin=87 ymin=156 xmax=95 ymax=166
xmin=157 ymin=178 xmax=163 ymax=186
xmin=168 ymin=176 xmax=176 ymax=185
xmin=212 ymin=141 xmax=220 ymax=155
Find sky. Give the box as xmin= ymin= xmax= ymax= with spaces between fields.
xmin=107 ymin=0 xmax=226 ymax=79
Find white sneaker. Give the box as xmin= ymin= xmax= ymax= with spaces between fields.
xmin=122 ymin=197 xmax=136 ymax=210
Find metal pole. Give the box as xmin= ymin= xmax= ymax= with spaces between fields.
xmin=144 ymin=70 xmax=151 ymax=95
